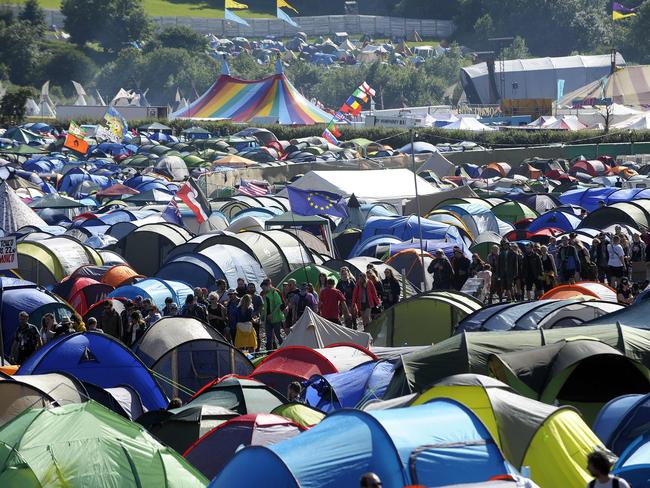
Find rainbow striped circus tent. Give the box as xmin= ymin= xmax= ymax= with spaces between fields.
xmin=172 ymin=60 xmax=331 ymax=125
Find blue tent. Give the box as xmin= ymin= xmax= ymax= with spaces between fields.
xmin=303 ymin=360 xmax=394 ymax=412
xmin=0 ymin=277 xmax=72 ymax=356
xmin=109 ymin=278 xmax=193 ymax=311
xmin=17 ymin=332 xmax=168 ymax=410
xmin=607 ymin=188 xmax=650 ymax=205
xmin=58 ymin=168 xmax=113 ymax=197
xmin=156 ymin=245 xmax=266 ymax=290
xmin=613 ymin=432 xmax=650 ymax=486
xmin=350 ymin=235 xmax=403 ymax=258
xmin=398 ymin=142 xmax=439 ymax=154
xmin=437 ymin=204 xmax=500 ymax=238
xmin=360 ymin=216 xmax=465 ymax=248
xmin=23 ymin=157 xmax=66 ymax=173
xmin=124 ymin=175 xmax=174 ymax=193
xmin=593 ymin=393 xmax=650 ymax=455
xmin=585 ymin=299 xmax=650 ymax=329
xmin=526 ymin=211 xmax=581 ymax=233
xmin=559 ymin=188 xmax=618 ymax=212
xmin=211 ymin=399 xmax=513 ymax=488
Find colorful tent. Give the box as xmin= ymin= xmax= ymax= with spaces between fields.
xmin=172 ymin=61 xmax=331 ymax=125
xmin=593 ymin=393 xmax=650 ymax=455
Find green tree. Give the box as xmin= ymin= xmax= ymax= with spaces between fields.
xmin=0 ymin=20 xmax=41 ymax=86
xmin=152 ymin=25 xmax=207 ymax=52
xmin=501 ymin=36 xmax=530 ymax=59
xmin=0 ymin=87 xmax=34 ymax=125
xmin=19 ymin=0 xmax=46 ymax=34
xmin=622 ymin=1 xmax=650 ymax=63
xmin=39 ymin=44 xmax=97 ymax=96
xmin=61 ymin=0 xmax=150 ymax=51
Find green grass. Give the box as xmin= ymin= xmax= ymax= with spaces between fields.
xmin=1 ymin=0 xmax=274 ymax=18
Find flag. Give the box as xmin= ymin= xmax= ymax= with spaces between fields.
xmin=63 ymin=133 xmax=89 ymax=154
xmin=162 ymin=198 xmax=184 ymax=226
xmin=104 ymin=106 xmax=128 ymax=142
xmin=238 ymin=179 xmax=269 ymax=196
xmin=277 ymin=6 xmax=299 ymax=26
xmin=278 ymin=0 xmax=298 ymax=13
xmin=359 ymin=81 xmax=376 ymax=97
xmin=225 ymin=0 xmax=248 ymax=8
xmin=349 ymin=100 xmax=362 ymax=115
xmin=95 ymin=125 xmax=118 ymax=143
xmin=352 ymin=87 xmax=369 ymax=103
xmin=612 ymin=2 xmax=637 ymax=19
xmin=340 ymin=104 xmax=352 ymax=114
xmin=322 ymin=128 xmax=339 ymax=145
xmin=225 ymin=8 xmax=250 ymax=25
xmin=557 ymin=79 xmax=565 ymax=102
xmin=68 ymin=121 xmax=84 ymax=137
xmin=344 ymin=96 xmax=357 ymax=107
xmin=176 ymin=178 xmax=211 ymax=223
xmin=287 ymin=187 xmax=348 ymax=218
xmin=329 ymin=125 xmax=342 ymax=138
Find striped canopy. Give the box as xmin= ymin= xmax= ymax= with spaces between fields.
xmin=173 ymin=61 xmax=331 ymax=125
xmin=560 ymin=65 xmax=650 ymax=108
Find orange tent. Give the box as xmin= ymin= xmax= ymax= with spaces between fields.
xmin=540 ymin=281 xmax=617 ymax=302
xmin=101 ymin=264 xmax=144 ymax=288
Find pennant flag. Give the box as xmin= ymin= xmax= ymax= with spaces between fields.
xmin=287 ymin=187 xmax=348 ymax=218
xmin=612 ymin=2 xmax=637 ymax=19
xmin=340 ymin=104 xmax=352 ymax=114
xmin=225 ymin=0 xmax=248 ymax=8
xmin=177 ymin=178 xmax=211 ymax=223
xmin=277 ymin=0 xmax=299 ymax=26
xmin=349 ymin=100 xmax=362 ymax=115
xmin=63 ymin=133 xmax=89 ymax=154
xmin=328 ymin=125 xmax=342 ymax=138
xmin=556 ymin=79 xmax=565 ymax=102
xmin=322 ymin=128 xmax=339 ymax=145
xmin=225 ymin=8 xmax=250 ymax=25
xmin=359 ymin=81 xmax=376 ymax=97
xmin=352 ymin=87 xmax=369 ymax=103
xmin=238 ymin=179 xmax=269 ymax=197
xmin=162 ymin=198 xmax=184 ymax=226
xmin=104 ymin=106 xmax=128 ymax=142
xmin=344 ymin=96 xmax=357 ymax=107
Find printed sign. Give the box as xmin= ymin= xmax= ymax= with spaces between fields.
xmin=0 ymin=236 xmax=17 ymax=270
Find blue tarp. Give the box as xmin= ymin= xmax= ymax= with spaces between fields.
xmin=526 ymin=211 xmax=581 ymax=233
xmin=211 ymin=399 xmax=512 ymax=488
xmin=17 ymin=332 xmax=168 ymax=410
xmin=109 ymin=278 xmax=192 ymax=311
xmin=594 ymin=393 xmax=650 ymax=455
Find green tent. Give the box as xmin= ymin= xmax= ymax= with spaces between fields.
xmin=491 ymin=201 xmax=538 ymax=224
xmin=385 ymin=323 xmax=650 ymax=398
xmin=469 ymin=231 xmax=502 ymax=260
xmin=271 ymin=402 xmax=325 ymax=428
xmin=0 ymin=401 xmax=207 ymax=487
xmin=279 ymin=265 xmax=339 ymax=287
xmin=368 ymin=291 xmax=483 ymax=347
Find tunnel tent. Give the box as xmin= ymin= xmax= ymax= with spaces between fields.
xmin=385 ymin=250 xmax=434 ymax=292
xmin=0 ymin=401 xmax=207 ymax=487
xmin=579 ymin=202 xmax=650 ymax=230
xmin=613 ymin=432 xmax=650 ymax=487
xmin=98 ymin=249 xmax=128 ymax=266
xmin=100 ymin=264 xmax=143 ymax=287
xmin=532 ymin=300 xmax=623 ymax=329
xmin=594 ymin=393 xmax=650 ymax=456
xmin=113 ymin=222 xmax=191 ymax=276
xmin=261 ymin=229 xmax=315 ymax=270
xmin=16 ymin=236 xmax=103 ymax=286
xmin=191 ymin=376 xmax=287 ymax=415
xmin=132 ymin=316 xmax=253 ymax=401
xmin=218 ymin=200 xmax=252 ymax=220
xmin=109 ymin=278 xmax=193 ymax=312
xmin=489 ymin=339 xmax=650 ymax=423
xmin=211 ymin=399 xmax=512 ymax=488
xmin=413 ymin=377 xmax=603 ymax=488
xmin=17 ymin=332 xmax=168 ymax=411
xmin=52 ymin=276 xmax=114 ymax=316
xmin=283 ymin=308 xmax=372 ymax=349
xmin=435 ymin=203 xmax=500 ymax=239
xmin=368 ymin=291 xmax=483 ymax=347
xmin=286 ymin=228 xmax=330 ymax=256
xmin=385 ymin=324 xmax=650 ymax=398
xmin=0 ymin=372 xmax=87 ymax=427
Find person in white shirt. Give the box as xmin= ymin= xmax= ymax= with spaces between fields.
xmin=607 ymin=235 xmax=626 ymax=290
xmin=586 ymin=450 xmax=630 ymax=488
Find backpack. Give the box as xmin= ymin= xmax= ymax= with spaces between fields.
xmin=296 ymin=294 xmax=309 ymax=316
xmin=588 ymin=477 xmax=620 ymax=488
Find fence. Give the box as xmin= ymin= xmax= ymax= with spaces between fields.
xmin=5 ymin=6 xmax=455 ymax=38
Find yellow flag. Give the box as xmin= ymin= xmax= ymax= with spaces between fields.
xmin=278 ymin=0 xmax=298 ymax=13
xmin=225 ymin=0 xmax=248 ymax=9
xmin=612 ymin=11 xmax=636 ymax=20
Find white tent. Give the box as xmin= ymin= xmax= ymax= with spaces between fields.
xmin=283 ymin=169 xmax=439 ymax=203
xmin=612 ymin=112 xmax=650 ymax=130
xmin=0 ymin=182 xmax=47 ymax=233
xmin=281 ymin=308 xmax=371 ymax=349
xmin=416 ymin=151 xmax=456 ymax=177
xmin=544 ymin=115 xmax=587 ymax=131
xmin=442 ymin=117 xmax=496 ymax=131
xmin=528 ymin=115 xmax=557 ymax=127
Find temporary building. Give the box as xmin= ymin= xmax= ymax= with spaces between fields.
xmin=282 ymin=308 xmax=372 ymax=349
xmin=109 ymin=278 xmax=193 ymax=312
xmin=0 ymin=277 xmax=72 ymax=357
xmin=0 ymin=401 xmax=207 ymax=487
xmin=0 ymin=182 xmax=47 ymax=234
xmin=51 ymin=276 xmax=114 ymax=316
xmin=368 ymin=291 xmax=483 ymax=347
xmin=462 ymin=53 xmax=624 ymax=104
xmin=385 ymin=324 xmax=650 ymax=398
xmin=17 ymin=332 xmax=168 ymax=411
xmin=489 ymin=339 xmax=650 ymax=423
xmin=184 ymin=413 xmax=306 ymax=480
xmin=612 ymin=432 xmax=650 ymax=486
xmin=191 ymin=376 xmax=287 ymax=415
xmin=413 ymin=375 xmax=604 ymax=488
xmin=593 ymin=393 xmax=650 ymax=455
xmin=156 ymin=244 xmax=266 ymax=291
xmin=270 ymin=403 xmax=325 ymax=428
xmin=457 ymin=299 xmax=623 ymax=332
xmin=211 ymin=399 xmax=513 ymax=488
xmin=16 ymin=236 xmax=103 ymax=286
xmin=137 ymin=404 xmax=238 ymax=454
xmin=0 ymin=373 xmax=86 ymax=427
xmin=133 ymin=317 xmax=253 ymax=401
xmin=303 ymin=360 xmax=394 ymax=412
xmin=540 ymin=282 xmax=617 ymax=302
xmin=173 ymin=60 xmax=330 ymax=125
xmin=251 ymin=345 xmax=377 ymax=393
xmin=113 ymin=222 xmax=191 ymax=276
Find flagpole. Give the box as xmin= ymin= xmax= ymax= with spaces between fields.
xmin=410 ymin=128 xmax=426 ymax=291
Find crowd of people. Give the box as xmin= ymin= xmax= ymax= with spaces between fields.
xmin=427 ymin=227 xmax=650 ymax=305
xmin=9 ymin=264 xmax=404 ymax=362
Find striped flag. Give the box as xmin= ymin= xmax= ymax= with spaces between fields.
xmin=322 ymin=128 xmax=339 ymax=145
xmin=238 ymin=179 xmax=269 ymax=197
xmin=177 ymin=178 xmax=211 ymax=223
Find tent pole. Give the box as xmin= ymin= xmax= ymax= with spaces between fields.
xmin=410 ymin=129 xmax=426 ymax=291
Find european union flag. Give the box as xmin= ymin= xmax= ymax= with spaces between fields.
xmin=287 ymin=187 xmax=348 ymax=218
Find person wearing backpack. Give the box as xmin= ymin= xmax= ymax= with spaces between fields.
xmin=586 ymin=450 xmax=630 ymax=488
xmin=295 ymin=283 xmax=317 ymax=319
xmin=558 ymin=236 xmax=580 ymax=284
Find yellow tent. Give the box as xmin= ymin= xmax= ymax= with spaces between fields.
xmin=213 ymin=154 xmax=257 ymax=168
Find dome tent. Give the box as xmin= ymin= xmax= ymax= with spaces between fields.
xmin=593 ymin=392 xmax=650 ymax=455
xmin=109 ymin=278 xmax=193 ymax=312
xmin=0 ymin=401 xmax=207 ymax=487
xmin=191 ymin=376 xmax=287 ymax=415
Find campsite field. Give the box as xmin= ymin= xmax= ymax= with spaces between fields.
xmin=1 ymin=0 xmax=274 ymax=18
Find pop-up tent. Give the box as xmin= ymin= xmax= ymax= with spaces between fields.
xmin=0 ymin=401 xmax=207 ymax=487
xmin=594 ymin=393 xmax=650 ymax=455
xmin=109 ymin=278 xmax=193 ymax=311
xmin=211 ymin=399 xmax=514 ymax=488
xmin=612 ymin=432 xmax=650 ymax=486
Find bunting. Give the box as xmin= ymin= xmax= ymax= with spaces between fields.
xmin=322 ymin=81 xmax=375 ymax=145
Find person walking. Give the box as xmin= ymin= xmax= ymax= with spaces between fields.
xmin=497 ymin=241 xmax=518 ymax=302
xmin=522 ymin=243 xmax=543 ymax=300
xmin=451 ymin=246 xmax=471 ymax=291
xmin=381 ymin=268 xmax=401 ymax=309
xmin=320 ymin=278 xmax=351 ymax=325
xmin=586 ymin=450 xmax=630 ymax=488
xmin=608 ymin=235 xmax=626 ymax=289
xmin=352 ymin=273 xmax=380 ymax=331
xmin=558 ymin=236 xmax=580 ymax=284
xmin=540 ymin=245 xmax=558 ymax=292
xmin=337 ymin=267 xmax=356 ymax=327
xmin=100 ymin=300 xmax=122 ymax=340
xmin=11 ymin=311 xmax=42 ymax=364
xmin=234 ymin=294 xmax=258 ymax=352
xmin=261 ymin=278 xmax=285 ymax=350
xmin=428 ymin=249 xmax=454 ymax=290
xmin=487 ymin=245 xmax=501 ymax=303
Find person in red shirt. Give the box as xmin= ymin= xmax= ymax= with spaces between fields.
xmin=319 ymin=278 xmax=351 ymax=325
xmin=352 ymin=273 xmax=380 ymax=331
